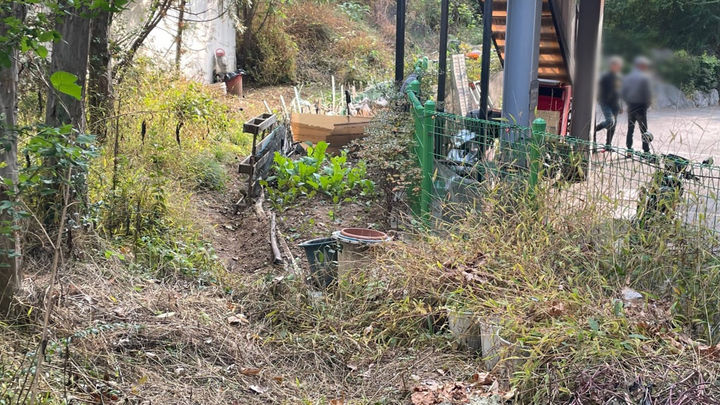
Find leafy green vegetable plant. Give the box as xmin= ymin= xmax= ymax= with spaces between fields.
xmin=263 ymin=141 xmax=374 ymax=207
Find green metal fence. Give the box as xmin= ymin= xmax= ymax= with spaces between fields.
xmin=406 ymin=79 xmax=720 ymax=245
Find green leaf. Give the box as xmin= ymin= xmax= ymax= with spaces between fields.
xmin=35 ymin=45 xmax=48 ymax=59
xmin=628 ymin=333 xmax=649 ymax=340
xmin=38 ymin=32 xmax=56 ymax=42
xmin=50 ymin=71 xmax=82 ymax=100
xmin=588 ymin=318 xmax=599 ymax=332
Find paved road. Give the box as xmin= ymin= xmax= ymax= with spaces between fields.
xmin=591 ymin=106 xmax=720 ymax=232
xmin=600 ymin=106 xmax=720 ymax=162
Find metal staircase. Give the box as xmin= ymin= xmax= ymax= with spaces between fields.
xmin=489 ymin=0 xmax=571 ymax=83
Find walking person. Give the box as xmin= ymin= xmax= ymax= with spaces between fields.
xmin=621 ymin=56 xmax=653 ymax=157
xmin=595 ymin=56 xmax=623 ymax=152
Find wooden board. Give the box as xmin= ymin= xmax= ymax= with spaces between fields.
xmin=291 ymin=113 xmax=371 ymax=147
xmin=239 ymin=125 xmax=290 ymax=197
xmin=452 ymin=54 xmax=475 ymax=116
xmin=536 ymin=110 xmax=561 ymax=135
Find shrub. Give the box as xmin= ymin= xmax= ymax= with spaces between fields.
xmin=237 ymin=8 xmax=298 ymax=86
xmin=339 ymin=1 xmax=370 ymax=22
xmin=696 ymin=52 xmax=720 ymax=92
xmin=249 ymin=22 xmax=298 ymax=85
xmin=356 ymin=104 xmax=420 ymax=224
xmin=82 ymin=65 xmax=245 ymax=283
xmin=285 ymin=1 xmax=391 ymax=83
xmin=657 ymin=50 xmax=720 ymax=93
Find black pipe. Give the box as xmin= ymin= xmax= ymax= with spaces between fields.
xmin=480 ymin=0 xmax=492 ymax=119
xmin=436 ymin=0 xmax=450 ymax=111
xmin=395 ymin=0 xmax=406 ymax=84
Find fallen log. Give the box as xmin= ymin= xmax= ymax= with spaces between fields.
xmin=270 ymin=213 xmax=283 ymax=265
xmin=278 ymin=228 xmax=302 ymax=276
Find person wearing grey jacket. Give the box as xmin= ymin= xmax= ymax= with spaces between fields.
xmin=621 ymin=56 xmax=652 ymax=156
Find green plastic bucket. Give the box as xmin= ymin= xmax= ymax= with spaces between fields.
xmin=298 ymin=237 xmax=339 ymax=288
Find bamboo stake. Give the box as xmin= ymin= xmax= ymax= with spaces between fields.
xmin=331 ymin=75 xmax=336 ymax=112
xmin=340 ymin=84 xmax=344 ymax=114
xmin=293 ymin=87 xmax=302 ymax=112
xmin=280 ymin=95 xmax=289 ymax=120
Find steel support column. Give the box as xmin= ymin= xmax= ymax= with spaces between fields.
xmin=480 ymin=0 xmax=492 ymax=119
xmin=501 ymin=0 xmax=542 ymax=129
xmin=570 ymin=0 xmax=603 ymax=142
xmin=395 ymin=0 xmax=406 ymax=84
xmin=436 ymin=0 xmax=450 ymax=110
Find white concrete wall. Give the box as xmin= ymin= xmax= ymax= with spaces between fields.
xmin=115 ymin=0 xmax=236 ymax=83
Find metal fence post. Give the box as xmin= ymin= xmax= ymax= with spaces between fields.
xmin=421 ymin=99 xmax=436 ymax=218
xmin=406 ymin=79 xmax=424 ymax=218
xmin=529 ymin=117 xmax=546 ymax=199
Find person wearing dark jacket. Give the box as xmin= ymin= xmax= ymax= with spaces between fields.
xmin=621 ymin=56 xmax=653 ymax=156
xmin=595 ymin=56 xmax=623 ymax=151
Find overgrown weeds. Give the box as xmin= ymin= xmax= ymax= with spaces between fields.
xmin=356 ymin=102 xmax=420 ymax=226
xmin=238 ymin=180 xmax=720 ymax=403
xmin=84 ymin=64 xmax=247 ymax=282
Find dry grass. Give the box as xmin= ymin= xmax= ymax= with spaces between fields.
xmin=4 ymin=174 xmax=720 ymax=404
xmin=285 ymin=1 xmax=392 ymax=84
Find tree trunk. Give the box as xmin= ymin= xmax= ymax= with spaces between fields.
xmin=88 ymin=9 xmax=113 ymax=143
xmin=45 ymin=2 xmax=91 ymax=130
xmin=44 ymin=2 xmax=91 ymax=230
xmin=0 ymin=3 xmax=25 ymax=316
xmin=175 ymin=0 xmax=187 ymax=70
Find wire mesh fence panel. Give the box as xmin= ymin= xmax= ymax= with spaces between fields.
xmin=408 ymin=95 xmax=720 ymax=248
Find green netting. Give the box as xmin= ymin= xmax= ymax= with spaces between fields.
xmin=407 ymin=83 xmax=720 ymax=244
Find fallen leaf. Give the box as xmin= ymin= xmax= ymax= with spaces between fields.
xmin=329 ymin=398 xmax=345 ymax=405
xmin=502 ymin=388 xmax=517 ymax=400
xmin=228 ymin=314 xmax=249 ymax=325
xmin=272 ymin=376 xmax=283 ymax=383
xmin=698 ymin=343 xmax=720 ymax=358
xmin=472 ymin=371 xmax=494 ymax=385
xmin=622 ymin=287 xmax=643 ymax=302
xmin=410 ymin=390 xmax=437 ymax=405
xmin=548 ymin=301 xmax=566 ymax=317
xmin=155 ymin=312 xmax=175 ymax=319
xmin=240 ymin=367 xmax=261 ymax=376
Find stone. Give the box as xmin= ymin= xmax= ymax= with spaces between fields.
xmin=653 ymin=82 xmax=693 ymax=109
xmin=622 ymin=287 xmax=643 ymax=302
xmin=693 ymin=90 xmax=710 ymax=108
xmin=710 ymin=89 xmax=719 ymax=106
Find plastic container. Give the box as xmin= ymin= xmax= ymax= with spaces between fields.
xmin=333 ymin=228 xmax=390 ymax=281
xmin=340 ymin=228 xmax=388 ymax=241
xmin=226 ymin=74 xmax=243 ymax=96
xmin=298 ymin=237 xmax=339 ymax=288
